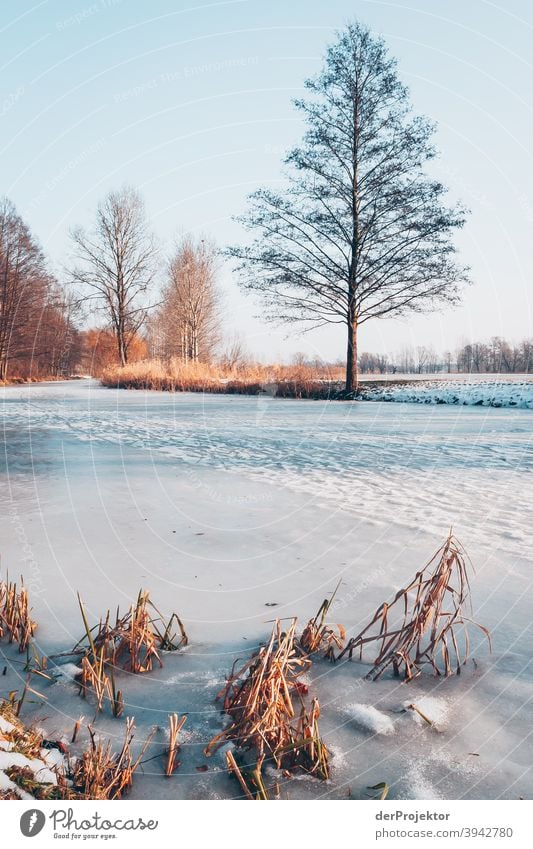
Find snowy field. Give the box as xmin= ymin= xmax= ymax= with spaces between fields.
xmin=357 ymin=375 xmax=533 ymax=408
xmin=0 ymin=380 xmax=532 ymax=800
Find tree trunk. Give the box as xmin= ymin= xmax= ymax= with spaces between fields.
xmin=117 ymin=326 xmax=127 ymax=366
xmin=345 ymin=316 xmax=358 ymax=394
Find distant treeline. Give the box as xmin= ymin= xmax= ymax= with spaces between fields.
xmin=358 ymin=338 xmax=532 ymax=375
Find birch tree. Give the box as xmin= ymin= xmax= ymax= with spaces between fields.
xmin=151 ymin=236 xmax=220 ymax=363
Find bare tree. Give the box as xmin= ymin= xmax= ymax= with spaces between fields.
xmin=150 ymin=236 xmax=220 ymax=363
xmin=69 ymin=186 xmax=158 ymax=366
xmin=228 ymin=23 xmax=469 ymax=392
xmin=218 ymin=333 xmax=249 ymax=371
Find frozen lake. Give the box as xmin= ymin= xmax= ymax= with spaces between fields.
xmin=1 ymin=380 xmax=532 ymax=800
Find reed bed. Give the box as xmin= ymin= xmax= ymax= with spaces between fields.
xmin=0 ymin=576 xmax=36 ymax=652
xmin=300 ymin=584 xmax=345 ymax=660
xmin=337 ymin=532 xmax=490 ymax=680
xmin=74 ymin=590 xmax=187 ymax=716
xmin=101 ymin=357 xmax=342 ymax=398
xmin=206 ymin=619 xmax=329 ymax=785
xmin=0 ymin=700 xmax=153 ymax=800
xmin=71 ymin=719 xmax=152 ymax=800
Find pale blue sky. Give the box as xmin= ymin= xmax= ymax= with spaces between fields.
xmin=2 ymin=0 xmax=532 ymax=360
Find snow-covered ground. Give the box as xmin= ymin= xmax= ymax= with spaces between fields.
xmin=357 ymin=376 xmax=533 ymax=408
xmin=0 ymin=380 xmax=532 ymax=800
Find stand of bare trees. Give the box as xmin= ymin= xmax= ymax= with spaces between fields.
xmin=357 ymin=337 xmax=533 ymax=375
xmin=148 ymin=236 xmax=220 ymax=363
xmin=0 ymin=197 xmax=80 ymax=381
xmin=456 ymin=338 xmax=532 ymax=374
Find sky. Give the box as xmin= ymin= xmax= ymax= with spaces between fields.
xmin=1 ymin=0 xmax=532 ymax=362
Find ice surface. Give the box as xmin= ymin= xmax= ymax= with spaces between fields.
xmin=0 ymin=380 xmax=531 ymax=800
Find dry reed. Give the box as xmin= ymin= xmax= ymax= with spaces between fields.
xmin=300 ymin=583 xmax=345 ymax=660
xmin=0 ymin=699 xmax=152 ymax=800
xmin=337 ymin=532 xmax=490 ymax=680
xmin=165 ymin=713 xmax=187 ymax=776
xmin=101 ymin=356 xmax=343 ymax=398
xmin=75 ymin=590 xmax=187 ymax=715
xmin=206 ymin=619 xmax=329 ymax=782
xmin=71 ymin=719 xmax=152 ymax=800
xmin=0 ymin=576 xmax=36 ymax=651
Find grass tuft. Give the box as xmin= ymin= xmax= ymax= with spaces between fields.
xmin=0 ymin=576 xmax=36 ymax=652
xmin=206 ymin=619 xmax=330 ymax=787
xmin=337 ymin=531 xmax=490 ymax=680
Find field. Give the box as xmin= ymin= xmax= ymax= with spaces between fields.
xmin=0 ymin=379 xmax=531 ymax=799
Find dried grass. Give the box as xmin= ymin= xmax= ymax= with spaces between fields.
xmin=0 ymin=576 xmax=36 ymax=651
xmin=74 ymin=590 xmax=187 ymax=716
xmin=0 ymin=700 xmax=45 ymax=758
xmin=70 ymin=719 xmax=152 ymax=800
xmin=300 ymin=583 xmax=345 ymax=660
xmin=0 ymin=700 xmax=152 ymax=800
xmin=101 ymin=356 xmax=343 ymax=398
xmin=206 ymin=619 xmax=329 ymax=782
xmin=337 ymin=532 xmax=490 ymax=680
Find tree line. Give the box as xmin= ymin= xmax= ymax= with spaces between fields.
xmin=2 ymin=23 xmax=526 ymax=388
xmin=358 ymin=338 xmax=533 ymax=375
xmin=0 ymin=187 xmax=221 ymax=381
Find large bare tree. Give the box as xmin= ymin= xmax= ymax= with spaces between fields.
xmin=228 ymin=23 xmax=469 ymax=392
xmin=150 ymin=236 xmax=220 ymax=363
xmin=70 ymin=186 xmax=157 ymax=366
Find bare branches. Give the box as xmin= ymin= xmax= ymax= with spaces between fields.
xmin=228 ymin=22 xmax=469 ymax=392
xmin=148 ymin=236 xmax=221 ymax=363
xmin=69 ymin=186 xmax=158 ymax=366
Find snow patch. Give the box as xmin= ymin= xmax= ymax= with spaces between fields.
xmin=346 ymin=703 xmax=395 ymax=735
xmin=403 ymin=696 xmax=450 ymax=731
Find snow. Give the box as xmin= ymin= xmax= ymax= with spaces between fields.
xmin=346 ymin=703 xmax=395 ymax=735
xmin=357 ymin=376 xmax=533 ymax=408
xmin=0 ymin=716 xmax=16 ymax=734
xmin=0 ymin=751 xmax=58 ymax=785
xmin=0 ymin=379 xmax=531 ymax=800
xmin=402 ymin=696 xmax=450 ymax=731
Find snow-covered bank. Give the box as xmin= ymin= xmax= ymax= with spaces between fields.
xmin=357 ymin=378 xmax=533 ymax=408
xmin=0 ymin=381 xmax=532 ymax=800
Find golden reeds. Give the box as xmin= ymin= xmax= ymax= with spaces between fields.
xmin=337 ymin=532 xmax=490 ymax=680
xmin=165 ymin=713 xmax=187 ymax=776
xmin=206 ymin=619 xmax=329 ymax=784
xmin=0 ymin=699 xmax=152 ymax=800
xmin=0 ymin=576 xmax=36 ymax=652
xmin=74 ymin=590 xmax=187 ymax=716
xmin=100 ymin=356 xmax=343 ymax=398
xmin=71 ymin=719 xmax=152 ymax=800
xmin=300 ymin=583 xmax=345 ymax=660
